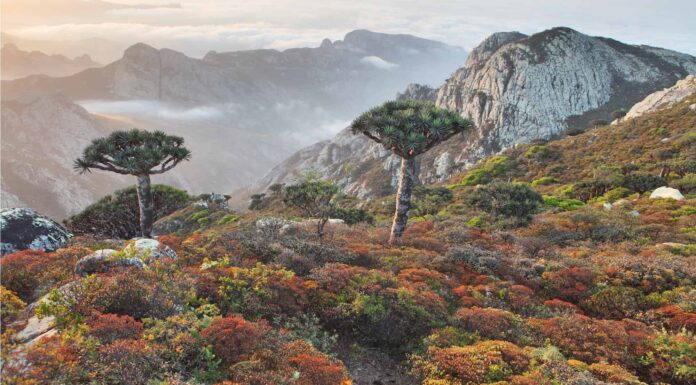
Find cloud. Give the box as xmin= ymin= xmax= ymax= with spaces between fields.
xmin=78 ymin=99 xmax=227 ymax=122
xmin=360 ymin=56 xmax=399 ymax=70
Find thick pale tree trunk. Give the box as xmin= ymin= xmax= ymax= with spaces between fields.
xmin=136 ymin=174 xmax=154 ymax=237
xmin=389 ymin=157 xmax=416 ymax=245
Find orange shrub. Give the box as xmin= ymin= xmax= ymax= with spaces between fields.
xmin=412 ymin=340 xmax=529 ymax=384
xmin=289 ymin=354 xmax=346 ymax=385
xmin=454 ymin=307 xmax=520 ymax=341
xmin=201 ymin=317 xmax=261 ymax=366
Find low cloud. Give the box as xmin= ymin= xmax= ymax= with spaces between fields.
xmin=78 ymin=99 xmax=227 ymax=122
xmin=361 ymin=56 xmax=399 ymax=70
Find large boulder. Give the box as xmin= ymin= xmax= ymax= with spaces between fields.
xmin=649 ymin=186 xmax=685 ymax=200
xmin=74 ymin=249 xmax=144 ymax=276
xmin=0 ymin=208 xmax=72 ymax=256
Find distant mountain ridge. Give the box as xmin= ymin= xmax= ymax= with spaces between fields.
xmin=1 ymin=43 xmax=100 ymax=80
xmin=248 ymin=27 xmax=696 ymax=202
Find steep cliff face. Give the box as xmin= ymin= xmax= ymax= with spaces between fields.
xmin=250 ymin=27 xmax=696 ymax=203
xmin=436 ymin=27 xmax=696 ymax=149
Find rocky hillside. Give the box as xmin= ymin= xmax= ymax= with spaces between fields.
xmin=249 ymin=27 xmax=696 ymax=203
xmin=0 ymin=95 xmax=196 ymax=219
xmin=1 ymin=43 xmax=100 ymax=80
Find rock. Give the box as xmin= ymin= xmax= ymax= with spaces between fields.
xmin=620 ymin=75 xmax=696 ymax=121
xmin=0 ymin=208 xmax=72 ymax=256
xmin=649 ymin=186 xmax=685 ymax=200
xmin=74 ymin=249 xmax=144 ymax=276
xmin=124 ymin=238 xmax=177 ymax=261
xmin=603 ymin=203 xmax=613 ymax=211
xmin=15 ymin=315 xmax=56 ymax=343
xmin=629 ymin=210 xmax=640 ymax=218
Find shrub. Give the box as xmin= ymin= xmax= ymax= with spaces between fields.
xmin=582 ymin=286 xmax=647 ymax=319
xmin=672 ymin=173 xmax=696 ymax=194
xmin=201 ymin=317 xmax=261 ymax=366
xmin=623 ymin=173 xmax=666 ymax=194
xmin=95 ymin=339 xmax=163 ymax=385
xmin=65 ymin=184 xmax=191 ymax=239
xmin=329 ymin=206 xmax=374 ymax=226
xmin=454 ymin=307 xmax=522 ymax=341
xmin=0 ymin=286 xmax=25 ymax=328
xmin=469 ymin=182 xmax=543 ymax=226
xmin=0 ymin=247 xmax=87 ymax=302
xmin=542 ymin=267 xmax=595 ymax=303
xmin=289 ymin=354 xmax=346 ymax=385
xmin=411 ymin=340 xmax=529 ymax=384
xmin=542 ymin=195 xmax=584 ymax=211
xmin=412 ymin=186 xmax=453 ymax=217
xmin=283 ymin=177 xmax=339 ymax=239
xmin=87 ymin=313 xmax=144 ymax=344
xmin=459 ymin=155 xmax=512 ymax=186
xmin=531 ymin=176 xmax=559 ymax=186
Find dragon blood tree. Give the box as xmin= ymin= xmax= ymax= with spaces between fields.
xmin=74 ymin=129 xmax=191 ymax=237
xmin=351 ymin=100 xmax=472 ymax=244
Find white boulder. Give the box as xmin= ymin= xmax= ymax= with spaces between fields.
xmin=649 ymin=186 xmax=685 ymax=200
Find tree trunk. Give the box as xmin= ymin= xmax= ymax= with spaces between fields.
xmin=136 ymin=174 xmax=154 ymax=238
xmin=389 ymin=157 xmax=416 ymax=245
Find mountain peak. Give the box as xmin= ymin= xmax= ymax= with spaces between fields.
xmin=123 ymin=43 xmax=159 ymax=59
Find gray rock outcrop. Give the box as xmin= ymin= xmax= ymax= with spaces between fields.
xmin=0 ymin=208 xmax=72 ymax=255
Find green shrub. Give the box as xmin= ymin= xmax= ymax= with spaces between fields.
xmin=459 ymin=155 xmax=513 ymax=186
xmin=524 ymin=144 xmax=552 ymax=159
xmin=672 ymin=173 xmax=696 ymax=194
xmin=65 ymin=185 xmax=191 ymax=239
xmin=542 ymin=195 xmax=584 ymax=211
xmin=622 ymin=173 xmax=666 ymax=194
xmin=469 ymin=182 xmax=542 ymax=227
xmin=531 ymin=176 xmax=559 ymax=186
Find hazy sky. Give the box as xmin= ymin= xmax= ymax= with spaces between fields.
xmin=3 ymin=0 xmax=696 ymax=60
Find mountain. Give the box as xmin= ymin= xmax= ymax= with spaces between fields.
xmin=1 ymin=30 xmax=467 ymax=218
xmin=1 ymin=43 xmax=100 ymax=80
xmin=1 ymin=33 xmax=126 ymax=64
xmin=1 ymin=95 xmax=133 ymax=218
xmin=249 ymin=27 xmax=696 ymax=202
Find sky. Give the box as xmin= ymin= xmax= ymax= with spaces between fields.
xmin=2 ymin=0 xmax=696 ymax=60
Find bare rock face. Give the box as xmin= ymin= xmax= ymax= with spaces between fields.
xmin=618 ymin=75 xmax=696 ymax=121
xmin=251 ymin=27 xmax=696 ymax=202
xmin=0 ymin=208 xmax=72 ymax=255
xmin=436 ymin=27 xmax=696 ymax=151
xmin=74 ymin=249 xmax=144 ymax=276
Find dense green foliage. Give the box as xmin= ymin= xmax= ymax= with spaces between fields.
xmin=65 ymin=185 xmax=191 ymax=239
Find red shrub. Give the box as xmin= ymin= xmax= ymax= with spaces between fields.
xmin=289 ymin=354 xmax=346 ymax=385
xmin=201 ymin=317 xmax=261 ymax=365
xmin=655 ymin=305 xmax=696 ymax=332
xmin=542 ymin=267 xmax=595 ymax=303
xmin=0 ymin=247 xmax=88 ymax=302
xmin=87 ymin=313 xmax=144 ymax=343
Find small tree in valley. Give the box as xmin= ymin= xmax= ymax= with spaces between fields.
xmin=283 ymin=176 xmax=339 ymax=239
xmin=74 ymin=129 xmax=191 ymax=237
xmin=351 ymin=100 xmax=472 ymax=244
